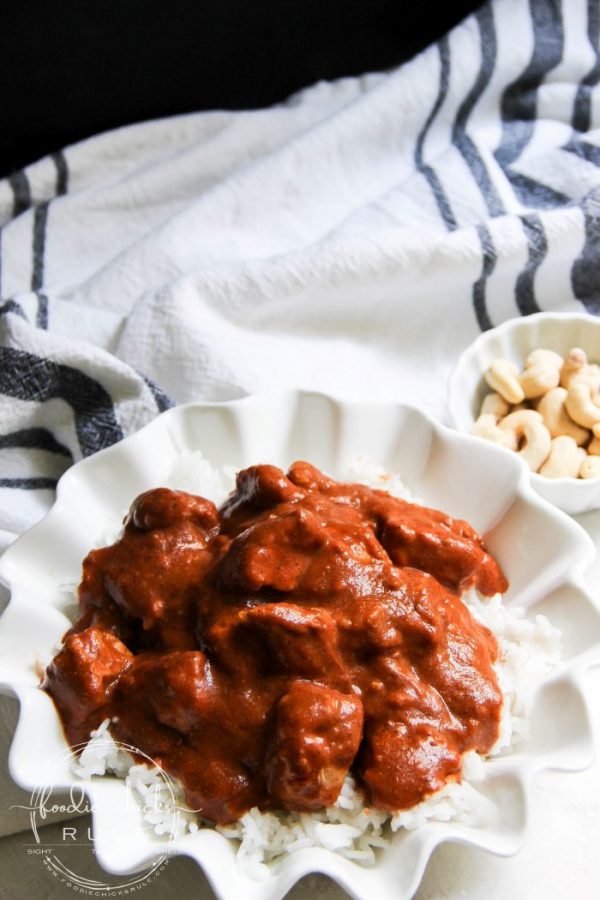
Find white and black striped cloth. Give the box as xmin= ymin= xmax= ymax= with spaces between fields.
xmin=1 ymin=0 xmax=600 ymax=550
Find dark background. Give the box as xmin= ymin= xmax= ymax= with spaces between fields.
xmin=0 ymin=0 xmax=482 ymax=178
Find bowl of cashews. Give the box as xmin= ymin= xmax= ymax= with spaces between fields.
xmin=448 ymin=311 xmax=600 ymax=515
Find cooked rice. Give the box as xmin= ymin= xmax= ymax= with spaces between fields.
xmin=70 ymin=452 xmax=562 ymax=876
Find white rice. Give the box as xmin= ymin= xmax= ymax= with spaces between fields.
xmin=71 ymin=452 xmax=562 ymax=877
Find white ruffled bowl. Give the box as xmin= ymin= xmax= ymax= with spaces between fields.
xmin=1 ymin=391 xmax=599 ymax=900
xmin=448 ymin=312 xmax=600 ymax=515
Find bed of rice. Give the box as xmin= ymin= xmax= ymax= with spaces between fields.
xmin=71 ymin=453 xmax=562 ymax=878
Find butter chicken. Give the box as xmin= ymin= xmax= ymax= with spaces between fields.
xmin=44 ymin=462 xmax=507 ymax=824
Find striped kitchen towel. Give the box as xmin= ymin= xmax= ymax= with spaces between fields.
xmin=0 ymin=0 xmax=600 ymax=550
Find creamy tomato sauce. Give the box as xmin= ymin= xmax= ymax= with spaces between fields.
xmin=44 ymin=462 xmax=507 ymax=825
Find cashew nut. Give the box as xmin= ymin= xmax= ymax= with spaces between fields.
xmin=588 ymin=435 xmax=600 ymax=456
xmin=480 ymin=392 xmax=510 ymax=420
xmin=560 ymin=348 xmax=588 ymax=388
xmin=472 ymin=414 xmax=518 ymax=450
xmin=519 ymin=364 xmax=560 ymax=399
xmin=559 ymin=347 xmax=600 ymax=390
xmin=580 ymin=455 xmax=600 ymax=479
xmin=525 ymin=348 xmax=564 ymax=370
xmin=485 ymin=360 xmax=525 ymax=404
xmin=477 ymin=346 xmax=600 ymax=478
xmin=536 ymin=387 xmax=590 ymax=445
xmin=565 ymin=382 xmax=600 ymax=429
xmin=498 ymin=410 xmax=551 ymax=472
xmin=539 ymin=435 xmax=587 ymax=479
xmin=573 ymin=367 xmax=600 ymax=391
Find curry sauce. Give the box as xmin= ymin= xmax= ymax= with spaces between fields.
xmin=44 ymin=462 xmax=507 ymax=824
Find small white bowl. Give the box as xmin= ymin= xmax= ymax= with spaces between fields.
xmin=448 ymin=312 xmax=600 ymax=516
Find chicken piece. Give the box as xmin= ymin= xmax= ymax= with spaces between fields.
xmin=113 ymin=651 xmax=218 ymax=735
xmin=78 ymin=491 xmax=218 ymax=649
xmin=414 ymin=617 xmax=503 ymax=752
xmin=245 ymin=604 xmax=348 ymax=682
xmin=216 ymin=507 xmax=318 ymax=592
xmin=359 ymin=719 xmax=462 ymax=812
xmin=288 ymin=462 xmax=508 ymax=597
xmin=216 ymin=500 xmax=386 ymax=598
xmin=375 ymin=502 xmax=507 ymax=596
xmin=204 ymin=603 xmax=349 ymax=686
xmin=128 ymin=488 xmax=218 ymax=532
xmin=43 ymin=626 xmax=133 ymax=745
xmin=112 ymin=650 xmax=271 ymax=824
xmin=219 ymin=464 xmax=303 ymax=530
xmin=286 ymin=461 xmax=336 ymax=492
xmin=67 ymin=594 xmax=140 ymax=648
xmin=338 ymin=569 xmax=445 ymax=658
xmin=360 ymin=651 xmax=461 ymax=731
xmin=265 ymin=681 xmax=363 ymax=811
xmin=179 ymin=754 xmax=261 ymax=825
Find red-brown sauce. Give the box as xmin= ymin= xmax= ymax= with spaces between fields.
xmin=43 ymin=462 xmax=507 ymax=824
